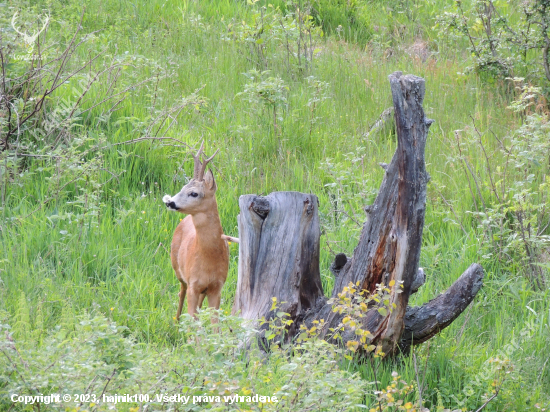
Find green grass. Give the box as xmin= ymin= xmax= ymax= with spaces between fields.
xmin=1 ymin=0 xmax=549 ymax=410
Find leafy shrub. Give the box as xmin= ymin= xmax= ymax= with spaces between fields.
xmin=236 ymin=69 xmax=289 ymax=133
xmin=452 ymin=81 xmax=550 ymax=289
xmin=0 ymin=6 xmax=168 ymax=155
xmin=224 ymin=2 xmax=324 ymax=77
xmin=0 ymin=307 xmax=368 ymax=411
xmin=437 ymin=0 xmax=550 ymax=90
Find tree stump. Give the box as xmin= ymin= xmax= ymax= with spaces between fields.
xmin=232 ymin=72 xmax=484 ymax=356
xmin=232 ymin=192 xmax=324 ymax=336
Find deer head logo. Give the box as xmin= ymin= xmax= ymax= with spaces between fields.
xmin=11 ymin=11 xmax=50 ymax=52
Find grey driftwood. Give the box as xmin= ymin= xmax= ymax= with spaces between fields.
xmin=232 ymin=72 xmax=484 ymax=355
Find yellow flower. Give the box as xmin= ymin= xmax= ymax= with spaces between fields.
xmin=110 ymin=307 xmax=114 ymax=311
xmin=346 ymin=340 xmax=359 ymax=352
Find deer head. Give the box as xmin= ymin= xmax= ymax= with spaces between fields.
xmin=163 ymin=142 xmax=219 ymax=214
xmin=11 ymin=11 xmax=50 ymax=50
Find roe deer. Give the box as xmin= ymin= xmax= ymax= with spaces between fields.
xmin=162 ymin=143 xmax=231 ymax=322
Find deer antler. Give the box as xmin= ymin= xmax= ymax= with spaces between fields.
xmin=192 ymin=142 xmax=219 ymax=181
xmin=197 ymin=149 xmax=219 ymax=181
xmin=192 ymin=142 xmax=204 ymax=179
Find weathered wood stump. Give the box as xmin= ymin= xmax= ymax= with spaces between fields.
xmin=232 ymin=72 xmax=484 ymax=356
xmin=232 ymin=192 xmax=324 ymax=335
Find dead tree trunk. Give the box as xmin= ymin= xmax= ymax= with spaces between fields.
xmin=232 ymin=191 xmax=324 ymax=338
xmin=232 ymin=72 xmax=484 ymax=356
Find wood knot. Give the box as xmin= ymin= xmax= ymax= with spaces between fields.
xmin=334 ymin=253 xmax=347 ymax=269
xmin=250 ymin=197 xmax=270 ymax=219
xmin=304 ymin=198 xmax=314 ymax=215
xmin=330 ymin=253 xmax=348 ymax=277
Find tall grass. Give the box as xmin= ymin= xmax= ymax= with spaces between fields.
xmin=1 ymin=0 xmax=549 ymax=409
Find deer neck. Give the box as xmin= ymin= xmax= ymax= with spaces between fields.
xmin=191 ymin=200 xmax=223 ymax=248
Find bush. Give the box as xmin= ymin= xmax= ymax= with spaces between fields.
xmin=0 ymin=307 xmax=368 ymax=411
xmin=451 ymin=81 xmax=550 ymax=289
xmin=437 ymin=0 xmax=550 ymax=92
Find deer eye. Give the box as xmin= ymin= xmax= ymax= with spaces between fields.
xmin=189 ymin=192 xmax=198 ymax=198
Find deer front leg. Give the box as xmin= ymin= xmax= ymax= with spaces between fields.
xmin=176 ymin=281 xmax=187 ymax=321
xmin=198 ymin=293 xmax=206 ymax=309
xmin=206 ymin=288 xmax=222 ymax=327
xmin=186 ymin=286 xmax=201 ymax=318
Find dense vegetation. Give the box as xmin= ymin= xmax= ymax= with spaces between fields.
xmin=1 ymin=0 xmax=549 ymax=410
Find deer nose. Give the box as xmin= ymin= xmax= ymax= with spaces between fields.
xmin=166 ymin=201 xmax=178 ymax=210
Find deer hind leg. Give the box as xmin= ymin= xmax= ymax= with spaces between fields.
xmin=176 ymin=280 xmax=187 ymax=321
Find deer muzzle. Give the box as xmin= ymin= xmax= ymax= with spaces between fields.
xmin=163 ymin=195 xmax=179 ymax=211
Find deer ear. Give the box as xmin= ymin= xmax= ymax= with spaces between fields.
xmin=204 ymin=168 xmax=217 ymax=191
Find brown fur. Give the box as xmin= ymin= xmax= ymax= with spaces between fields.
xmin=167 ymin=170 xmax=229 ymax=321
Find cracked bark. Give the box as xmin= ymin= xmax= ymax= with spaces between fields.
xmin=232 ymin=72 xmax=484 ymax=356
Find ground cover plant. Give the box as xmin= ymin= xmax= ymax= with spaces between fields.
xmin=1 ymin=0 xmax=549 ymax=410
